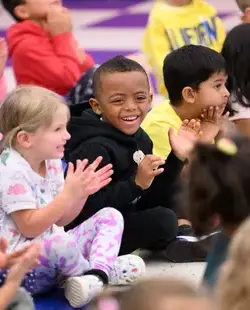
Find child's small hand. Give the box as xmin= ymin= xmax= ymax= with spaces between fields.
xmin=0 ymin=38 xmax=7 ymax=77
xmin=200 ymin=105 xmax=229 ymax=143
xmin=0 ymin=237 xmax=8 ymax=268
xmin=79 ymin=157 xmax=113 ymax=196
xmin=65 ymin=157 xmax=113 ymax=200
xmin=135 ymin=155 xmax=165 ymax=190
xmin=6 ymin=243 xmax=41 ymax=285
xmin=169 ymin=119 xmax=202 ymax=161
xmin=0 ymin=237 xmax=40 ymax=270
xmin=46 ymin=6 xmax=72 ymax=36
xmin=6 ymin=244 xmax=40 ymax=270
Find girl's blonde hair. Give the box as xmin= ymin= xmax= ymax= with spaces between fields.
xmin=218 ymin=217 xmax=250 ymax=310
xmin=0 ymin=85 xmax=68 ymax=148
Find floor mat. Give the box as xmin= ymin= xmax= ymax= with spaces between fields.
xmin=34 ymin=288 xmax=87 ymax=310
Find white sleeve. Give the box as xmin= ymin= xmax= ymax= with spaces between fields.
xmin=0 ymin=169 xmax=37 ymax=215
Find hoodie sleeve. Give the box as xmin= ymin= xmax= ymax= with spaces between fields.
xmin=68 ymin=142 xmax=144 ymax=216
xmin=139 ymin=151 xmax=185 ymax=217
xmin=10 ymin=32 xmax=94 ymax=95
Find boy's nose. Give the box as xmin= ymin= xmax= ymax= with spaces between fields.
xmin=125 ymin=100 xmax=136 ymax=110
xmin=65 ymin=131 xmax=71 ymax=140
xmin=224 ymin=87 xmax=230 ymax=99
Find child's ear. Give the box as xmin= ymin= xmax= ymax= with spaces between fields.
xmin=182 ymin=86 xmax=196 ymax=104
xmin=14 ymin=5 xmax=30 ymax=20
xmin=241 ymin=8 xmax=250 ymax=23
xmin=89 ymin=98 xmax=102 ymax=115
xmin=16 ymin=131 xmax=33 ymax=149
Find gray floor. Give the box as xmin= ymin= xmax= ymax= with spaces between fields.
xmin=145 ymin=262 xmax=205 ymax=286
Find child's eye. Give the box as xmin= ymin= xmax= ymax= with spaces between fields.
xmin=215 ymin=84 xmax=221 ymax=89
xmin=112 ymin=99 xmax=122 ymax=104
xmin=55 ymin=127 xmax=61 ymax=132
xmin=137 ymin=96 xmax=146 ymax=100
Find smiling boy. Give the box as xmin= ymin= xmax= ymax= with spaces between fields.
xmin=65 ymin=55 xmax=208 ymax=263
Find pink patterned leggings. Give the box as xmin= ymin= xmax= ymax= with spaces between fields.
xmin=20 ymin=207 xmax=123 ymax=295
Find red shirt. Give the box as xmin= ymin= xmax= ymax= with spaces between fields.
xmin=8 ymin=20 xmax=94 ymax=95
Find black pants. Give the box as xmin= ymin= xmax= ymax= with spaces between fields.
xmin=119 ymin=207 xmax=178 ymax=255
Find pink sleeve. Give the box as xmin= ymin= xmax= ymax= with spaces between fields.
xmin=0 ymin=75 xmax=7 ymax=102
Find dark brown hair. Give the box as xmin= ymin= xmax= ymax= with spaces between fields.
xmin=186 ymin=136 xmax=250 ymax=235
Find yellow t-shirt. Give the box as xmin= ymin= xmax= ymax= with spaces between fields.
xmin=142 ymin=0 xmax=226 ymax=96
xmin=142 ymin=100 xmax=181 ymax=159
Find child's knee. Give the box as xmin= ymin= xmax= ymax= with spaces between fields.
xmin=152 ymin=207 xmax=178 ymax=240
xmin=95 ymin=208 xmax=124 ymax=227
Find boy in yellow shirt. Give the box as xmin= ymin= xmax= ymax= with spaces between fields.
xmin=142 ymin=45 xmax=230 ymax=159
xmin=143 ymin=0 xmax=226 ymax=96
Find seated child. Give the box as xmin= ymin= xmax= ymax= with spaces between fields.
xmin=0 ymin=237 xmax=40 ymax=310
xmin=222 ymin=23 xmax=250 ymax=137
xmin=142 ymin=0 xmax=226 ymax=96
xmin=2 ymin=0 xmax=95 ymax=104
xmin=65 ymin=55 xmax=208 ymax=263
xmin=0 ymin=85 xmax=145 ymax=308
xmin=89 ymin=278 xmax=213 ymax=310
xmin=185 ymin=136 xmax=250 ymax=288
xmin=142 ymin=45 xmax=230 ymax=159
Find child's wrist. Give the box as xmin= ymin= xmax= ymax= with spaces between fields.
xmin=61 ymin=188 xmax=87 ymax=206
xmin=57 ymin=190 xmax=74 ymax=207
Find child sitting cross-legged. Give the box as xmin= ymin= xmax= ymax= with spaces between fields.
xmin=65 ymin=55 xmax=208 ymax=263
xmin=0 ymin=85 xmax=145 ymax=308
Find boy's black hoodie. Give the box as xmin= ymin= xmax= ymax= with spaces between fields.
xmin=65 ymin=109 xmax=184 ymax=229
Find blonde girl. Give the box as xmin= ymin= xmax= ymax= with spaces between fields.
xmin=0 ymin=86 xmax=145 ymax=308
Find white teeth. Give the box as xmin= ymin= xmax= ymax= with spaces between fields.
xmin=122 ymin=116 xmax=138 ymax=121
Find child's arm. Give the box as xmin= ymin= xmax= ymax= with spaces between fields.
xmin=5 ymin=160 xmax=95 ymax=238
xmin=0 ymin=281 xmax=22 ymax=309
xmin=144 ymin=120 xmax=201 ymax=205
xmin=0 ymin=241 xmax=40 ymax=310
xmin=10 ymin=34 xmax=85 ymax=94
xmin=11 ymin=190 xmax=75 ymax=238
xmin=46 ymin=6 xmax=94 ymax=73
xmin=66 ymin=144 xmax=144 ymax=217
